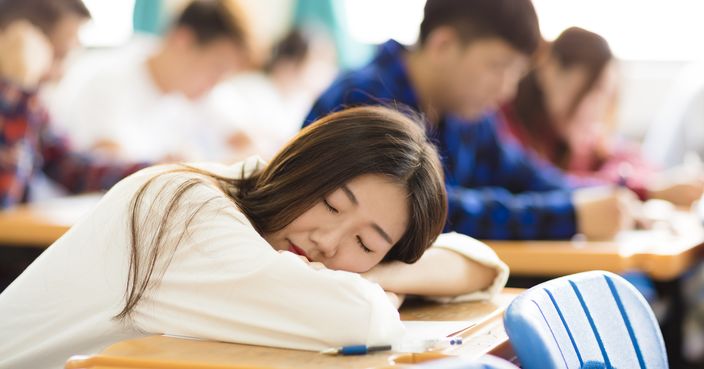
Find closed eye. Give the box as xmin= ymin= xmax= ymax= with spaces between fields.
xmin=356 ymin=236 xmax=373 ymax=253
xmin=323 ymin=199 xmax=339 ymax=214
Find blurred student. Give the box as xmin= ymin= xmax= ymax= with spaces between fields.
xmin=501 ymin=27 xmax=704 ymax=206
xmin=57 ymin=0 xmax=254 ymax=162
xmin=0 ymin=106 xmax=507 ymax=369
xmin=305 ymin=0 xmax=636 ymax=240
xmin=0 ymin=0 xmax=145 ymax=209
xmin=211 ymin=27 xmax=337 ymax=159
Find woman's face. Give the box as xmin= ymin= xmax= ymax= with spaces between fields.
xmin=438 ymin=36 xmax=529 ymax=120
xmin=540 ymin=58 xmax=618 ymax=138
xmin=569 ymin=62 xmax=618 ymax=130
xmin=539 ymin=58 xmax=589 ymax=136
xmin=264 ymin=174 xmax=409 ymax=273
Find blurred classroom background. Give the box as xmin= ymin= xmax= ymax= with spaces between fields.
xmin=42 ymin=0 xmax=704 ymax=166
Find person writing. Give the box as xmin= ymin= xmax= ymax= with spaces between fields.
xmin=53 ymin=0 xmax=257 ymax=162
xmin=0 ymin=0 xmax=146 ymax=209
xmin=304 ymin=0 xmax=636 ymax=241
xmin=501 ymin=27 xmax=704 ymax=206
xmin=0 ymin=106 xmax=506 ymax=369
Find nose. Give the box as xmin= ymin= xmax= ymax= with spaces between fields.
xmin=310 ymin=227 xmax=342 ymax=258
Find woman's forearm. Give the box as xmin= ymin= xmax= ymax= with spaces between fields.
xmin=363 ymin=248 xmax=497 ymax=297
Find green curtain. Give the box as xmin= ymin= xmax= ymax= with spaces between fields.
xmin=132 ymin=0 xmax=374 ymax=67
xmin=133 ymin=0 xmax=167 ymax=35
xmin=292 ymin=0 xmax=373 ymax=69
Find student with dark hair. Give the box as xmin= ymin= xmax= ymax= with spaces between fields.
xmin=0 ymin=0 xmax=145 ymax=209
xmin=0 ymin=106 xmax=507 ymax=369
xmin=305 ymin=0 xmax=636 ymax=240
xmin=56 ymin=0 xmax=254 ymax=162
xmin=214 ymin=27 xmax=338 ymax=159
xmin=0 ymin=0 xmax=90 ymax=81
xmin=264 ymin=28 xmax=309 ymax=73
xmin=502 ymin=27 xmax=703 ymax=206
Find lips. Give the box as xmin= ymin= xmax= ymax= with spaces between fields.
xmin=287 ymin=242 xmax=310 ymax=261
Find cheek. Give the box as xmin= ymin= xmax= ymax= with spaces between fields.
xmin=564 ymin=100 xmax=605 ymax=138
xmin=193 ymin=64 xmax=219 ymax=84
xmin=545 ymin=88 xmax=570 ymax=121
xmin=462 ymin=64 xmax=501 ymax=101
xmin=447 ymin=69 xmax=481 ymax=107
xmin=572 ymin=100 xmax=592 ymax=121
xmin=325 ymin=245 xmax=382 ymax=273
xmin=283 ymin=205 xmax=328 ymax=237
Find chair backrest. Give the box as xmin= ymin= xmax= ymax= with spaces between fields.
xmin=409 ymin=355 xmax=519 ymax=369
xmin=503 ymin=271 xmax=668 ymax=369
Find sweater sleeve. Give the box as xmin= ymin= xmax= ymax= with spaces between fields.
xmin=130 ymin=182 xmax=405 ymax=351
xmin=426 ymin=232 xmax=509 ymax=303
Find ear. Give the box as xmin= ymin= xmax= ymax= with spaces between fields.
xmin=166 ymin=26 xmax=196 ymax=50
xmin=422 ymin=26 xmax=462 ymax=60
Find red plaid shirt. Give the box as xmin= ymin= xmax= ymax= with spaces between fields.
xmin=0 ymin=79 xmax=147 ymax=208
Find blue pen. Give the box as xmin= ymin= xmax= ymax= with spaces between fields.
xmin=617 ymin=163 xmax=633 ymax=188
xmin=320 ymin=337 xmax=464 ymax=356
xmin=320 ymin=344 xmax=392 ymax=356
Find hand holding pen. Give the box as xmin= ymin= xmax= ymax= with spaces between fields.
xmin=573 ymin=185 xmax=637 ymax=240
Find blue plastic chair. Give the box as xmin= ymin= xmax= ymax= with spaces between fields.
xmin=410 ymin=355 xmax=519 ymax=369
xmin=504 ymin=271 xmax=668 ymax=369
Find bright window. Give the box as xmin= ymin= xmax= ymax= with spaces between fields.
xmin=533 ymin=0 xmax=704 ymax=60
xmin=344 ymin=0 xmax=425 ymax=45
xmin=343 ymin=0 xmax=704 ymax=60
xmin=78 ymin=0 xmax=136 ymax=47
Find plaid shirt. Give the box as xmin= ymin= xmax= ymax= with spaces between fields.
xmin=0 ymin=79 xmax=146 ymax=209
xmin=304 ymin=40 xmax=577 ymax=240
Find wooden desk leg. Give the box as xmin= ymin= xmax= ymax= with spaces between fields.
xmin=488 ymin=340 xmax=518 ymax=365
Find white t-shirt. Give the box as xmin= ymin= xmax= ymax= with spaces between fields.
xmin=0 ymin=157 xmax=508 ymax=369
xmin=52 ymin=52 xmax=244 ymax=162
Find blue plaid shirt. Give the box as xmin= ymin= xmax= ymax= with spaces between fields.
xmin=304 ymin=40 xmax=577 ymax=240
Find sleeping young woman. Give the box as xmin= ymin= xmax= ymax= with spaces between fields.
xmin=0 ymin=106 xmax=506 ymax=369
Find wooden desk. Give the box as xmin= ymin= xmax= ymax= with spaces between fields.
xmin=65 ymin=289 xmax=521 ymax=369
xmin=4 ymin=195 xmax=703 ymax=280
xmin=0 ymin=194 xmax=101 ymax=246
xmin=486 ymin=212 xmax=704 ymax=281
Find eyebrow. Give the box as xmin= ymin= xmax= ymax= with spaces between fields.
xmin=341 ymin=185 xmax=393 ymax=245
xmin=341 ymin=185 xmax=358 ymax=205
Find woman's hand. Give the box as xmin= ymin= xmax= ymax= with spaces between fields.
xmin=648 ymin=180 xmax=704 ymax=207
xmin=361 ymin=261 xmax=406 ymax=292
xmin=0 ymin=21 xmax=53 ymax=89
xmin=648 ymin=167 xmax=704 ymax=207
xmin=573 ymin=186 xmax=638 ymax=240
xmin=362 ymin=248 xmax=497 ymax=297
